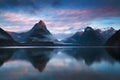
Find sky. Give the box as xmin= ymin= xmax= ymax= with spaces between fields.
xmin=0 ymin=0 xmax=120 ymax=34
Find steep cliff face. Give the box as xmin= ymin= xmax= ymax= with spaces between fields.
xmin=24 ymin=20 xmax=56 ymax=45
xmin=106 ymin=30 xmax=120 ymax=46
xmin=0 ymin=28 xmax=17 ymax=46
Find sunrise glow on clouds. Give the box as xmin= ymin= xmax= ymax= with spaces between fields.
xmin=0 ymin=0 xmax=120 ymax=34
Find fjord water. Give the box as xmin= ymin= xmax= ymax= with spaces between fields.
xmin=0 ymin=47 xmax=120 ymax=80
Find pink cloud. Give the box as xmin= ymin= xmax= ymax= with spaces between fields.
xmin=92 ymin=8 xmax=120 ymax=19
xmin=1 ymin=25 xmax=32 ymax=32
xmin=47 ymin=21 xmax=91 ymax=34
xmin=53 ymin=8 xmax=120 ymax=21
xmin=55 ymin=10 xmax=89 ymax=16
xmin=0 ymin=11 xmax=92 ymax=33
xmin=0 ymin=12 xmax=39 ymax=25
xmin=0 ymin=8 xmax=120 ymax=33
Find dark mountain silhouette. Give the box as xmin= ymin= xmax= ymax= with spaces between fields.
xmin=10 ymin=48 xmax=56 ymax=72
xmin=26 ymin=20 xmax=50 ymax=40
xmin=105 ymin=29 xmax=120 ymax=61
xmin=0 ymin=49 xmax=16 ymax=66
xmin=26 ymin=20 xmax=56 ymax=45
xmin=9 ymin=20 xmax=56 ymax=46
xmin=26 ymin=48 xmax=55 ymax=72
xmin=62 ymin=48 xmax=114 ymax=65
xmin=106 ymin=47 xmax=120 ymax=61
xmin=79 ymin=27 xmax=104 ymax=46
xmin=63 ymin=27 xmax=104 ymax=46
xmin=5 ymin=21 xmax=117 ymax=46
xmin=0 ymin=28 xmax=17 ymax=46
xmin=105 ymin=30 xmax=120 ymax=46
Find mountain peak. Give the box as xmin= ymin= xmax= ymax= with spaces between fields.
xmin=109 ymin=27 xmax=115 ymax=31
xmin=31 ymin=20 xmax=47 ymax=31
xmin=38 ymin=20 xmax=46 ymax=27
xmin=84 ymin=27 xmax=94 ymax=32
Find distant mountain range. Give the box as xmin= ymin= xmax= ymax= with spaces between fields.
xmin=0 ymin=20 xmax=118 ymax=46
xmin=62 ymin=27 xmax=116 ymax=46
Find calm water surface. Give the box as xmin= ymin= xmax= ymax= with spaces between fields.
xmin=0 ymin=47 xmax=120 ymax=80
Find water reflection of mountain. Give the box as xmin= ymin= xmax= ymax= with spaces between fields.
xmin=0 ymin=49 xmax=16 ymax=66
xmin=25 ymin=48 xmax=56 ymax=72
xmin=0 ymin=48 xmax=56 ymax=72
xmin=62 ymin=48 xmax=115 ymax=65
xmin=0 ymin=47 xmax=119 ymax=72
xmin=106 ymin=47 xmax=120 ymax=61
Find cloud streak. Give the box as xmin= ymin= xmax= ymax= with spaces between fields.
xmin=0 ymin=0 xmax=120 ymax=33
xmin=0 ymin=12 xmax=39 ymax=25
xmin=0 ymin=7 xmax=120 ymax=33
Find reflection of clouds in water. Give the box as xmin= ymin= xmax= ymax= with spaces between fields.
xmin=62 ymin=48 xmax=116 ymax=65
xmin=47 ymin=52 xmax=90 ymax=71
xmin=0 ymin=53 xmax=120 ymax=80
xmin=91 ymin=62 xmax=120 ymax=75
xmin=0 ymin=60 xmax=40 ymax=80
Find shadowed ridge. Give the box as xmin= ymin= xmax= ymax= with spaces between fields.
xmin=106 ymin=29 xmax=120 ymax=46
xmin=0 ymin=27 xmax=17 ymax=46
xmin=0 ymin=27 xmax=14 ymax=40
